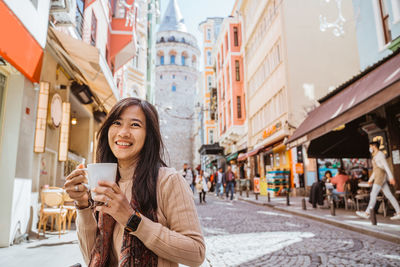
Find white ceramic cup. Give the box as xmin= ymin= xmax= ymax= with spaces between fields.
xmin=86 ymin=163 xmax=117 ymax=197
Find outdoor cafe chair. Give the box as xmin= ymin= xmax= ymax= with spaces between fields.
xmin=63 ymin=193 xmax=77 ymax=231
xmin=37 ymin=187 xmax=67 ymax=238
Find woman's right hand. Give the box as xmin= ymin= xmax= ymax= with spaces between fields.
xmin=64 ymin=169 xmax=89 ymax=208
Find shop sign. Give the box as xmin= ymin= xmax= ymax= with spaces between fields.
xmin=262 ymin=122 xmax=282 ymax=139
xmin=295 ymin=163 xmax=304 ymax=174
xmin=393 ymin=150 xmax=400 ymax=165
xmin=254 ymin=177 xmax=260 ymax=193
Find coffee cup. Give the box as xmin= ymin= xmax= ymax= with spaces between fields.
xmin=86 ymin=163 xmax=117 ymax=198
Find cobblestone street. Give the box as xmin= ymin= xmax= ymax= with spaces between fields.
xmin=197 ymin=195 xmax=400 ymax=267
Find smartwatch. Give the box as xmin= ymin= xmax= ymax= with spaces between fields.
xmin=125 ymin=210 xmax=142 ymax=233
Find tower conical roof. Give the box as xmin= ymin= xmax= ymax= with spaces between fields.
xmin=158 ymin=0 xmax=187 ymax=33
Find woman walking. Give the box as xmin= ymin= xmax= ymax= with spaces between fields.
xmin=195 ymin=170 xmax=208 ymax=204
xmin=64 ymin=97 xmax=205 ymax=266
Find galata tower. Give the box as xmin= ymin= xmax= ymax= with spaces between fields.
xmin=155 ymin=0 xmax=200 ymax=170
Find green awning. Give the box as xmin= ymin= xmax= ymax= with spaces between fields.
xmin=226 ymin=152 xmax=238 ymax=162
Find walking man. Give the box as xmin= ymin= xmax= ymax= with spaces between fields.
xmin=224 ymin=165 xmax=236 ymax=200
xmin=356 ymin=141 xmax=400 ymax=220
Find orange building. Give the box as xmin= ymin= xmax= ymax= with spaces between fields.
xmin=214 ymin=17 xmax=246 ymax=159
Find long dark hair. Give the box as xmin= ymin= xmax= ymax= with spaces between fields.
xmin=96 ymin=97 xmax=166 ymax=217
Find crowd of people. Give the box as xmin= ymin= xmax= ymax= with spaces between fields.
xmin=180 ymin=163 xmax=238 ymax=204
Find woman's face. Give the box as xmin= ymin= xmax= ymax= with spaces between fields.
xmin=326 ymin=172 xmax=331 ymax=178
xmin=108 ymin=105 xmax=147 ymax=168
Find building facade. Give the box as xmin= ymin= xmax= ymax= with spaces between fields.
xmin=197 ymin=17 xmax=223 ymax=171
xmin=154 ymin=0 xmax=200 ymax=170
xmin=0 ymin=0 xmax=141 ymax=247
xmin=238 ymin=0 xmax=360 ymax=195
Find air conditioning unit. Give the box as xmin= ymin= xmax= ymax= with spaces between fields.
xmin=50 ymin=0 xmax=77 ymax=25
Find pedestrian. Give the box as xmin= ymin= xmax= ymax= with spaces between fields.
xmin=181 ymin=163 xmax=194 ymax=193
xmin=356 ymin=141 xmax=400 ymax=220
xmin=64 ymin=97 xmax=205 ymax=266
xmin=224 ymin=165 xmax=236 ymax=200
xmin=216 ymin=167 xmax=223 ymax=198
xmin=196 ymin=170 xmax=208 ymax=204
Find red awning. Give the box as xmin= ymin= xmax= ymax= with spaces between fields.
xmin=287 ymin=51 xmax=400 ymax=148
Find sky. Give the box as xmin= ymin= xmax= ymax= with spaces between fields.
xmin=158 ymin=0 xmax=236 ymax=70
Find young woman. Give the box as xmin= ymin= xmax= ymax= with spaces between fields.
xmin=64 ymin=98 xmax=205 ymax=266
xmin=195 ymin=170 xmax=208 ymax=204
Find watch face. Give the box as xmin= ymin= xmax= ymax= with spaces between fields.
xmin=51 ymin=94 xmax=63 ymax=128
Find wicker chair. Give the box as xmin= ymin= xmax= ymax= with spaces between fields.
xmin=37 ymin=188 xmax=67 ymax=238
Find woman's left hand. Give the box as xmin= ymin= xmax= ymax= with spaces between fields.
xmin=93 ymin=181 xmax=135 ymax=226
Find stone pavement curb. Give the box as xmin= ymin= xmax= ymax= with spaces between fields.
xmin=238 ymin=196 xmax=400 ymax=245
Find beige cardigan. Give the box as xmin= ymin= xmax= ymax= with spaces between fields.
xmin=76 ymin=167 xmax=205 ymax=267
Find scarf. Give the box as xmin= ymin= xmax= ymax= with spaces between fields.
xmin=88 ymin=193 xmax=158 ymax=267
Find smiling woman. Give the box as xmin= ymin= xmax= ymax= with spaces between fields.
xmin=64 ymin=97 xmax=205 ymax=267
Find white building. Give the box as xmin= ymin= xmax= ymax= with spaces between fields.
xmin=154 ymin=0 xmax=200 ymax=170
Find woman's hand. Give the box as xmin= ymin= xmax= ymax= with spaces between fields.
xmin=93 ymin=181 xmax=135 ymax=226
xmin=64 ymin=169 xmax=90 ymax=208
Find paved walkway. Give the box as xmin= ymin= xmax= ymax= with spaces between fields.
xmin=237 ymin=192 xmax=400 ymax=244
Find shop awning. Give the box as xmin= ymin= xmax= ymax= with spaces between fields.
xmin=307 ymin=118 xmax=370 ymax=158
xmin=226 ymin=152 xmax=238 ymax=162
xmin=287 ymin=51 xmax=400 ymax=148
xmin=199 ymin=143 xmax=224 ymax=155
xmin=48 ymin=27 xmax=118 ymax=112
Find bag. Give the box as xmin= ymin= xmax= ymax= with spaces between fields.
xmin=196 ymin=182 xmax=203 ymax=191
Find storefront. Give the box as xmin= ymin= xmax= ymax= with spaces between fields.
xmin=0 ymin=0 xmax=50 ymax=247
xmin=287 ymin=50 xmax=400 ymax=189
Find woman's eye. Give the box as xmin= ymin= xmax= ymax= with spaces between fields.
xmin=112 ymin=121 xmax=121 ymax=126
xmin=132 ymin=122 xmax=141 ymax=127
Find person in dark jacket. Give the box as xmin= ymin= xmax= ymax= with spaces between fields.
xmin=309 ymin=180 xmax=326 ymax=208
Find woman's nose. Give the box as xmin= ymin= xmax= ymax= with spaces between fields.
xmin=117 ymin=125 xmax=131 ymax=137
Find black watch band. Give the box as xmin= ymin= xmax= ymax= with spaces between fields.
xmin=125 ymin=210 xmax=142 ymax=233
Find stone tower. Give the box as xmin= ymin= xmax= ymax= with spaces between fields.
xmin=155 ymin=0 xmax=200 ymax=170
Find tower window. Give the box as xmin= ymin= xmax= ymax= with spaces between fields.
xmin=160 ymin=75 xmax=163 ymax=80
xmin=170 ymin=55 xmax=176 ymax=64
xmin=160 ymin=55 xmax=164 ymax=65
xmin=172 ymin=85 xmax=177 ymax=91
xmin=172 ymin=74 xmax=175 ymax=79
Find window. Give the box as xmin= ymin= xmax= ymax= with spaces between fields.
xmin=76 ymin=0 xmax=85 ymax=38
xmin=172 ymin=74 xmax=175 ymax=79
xmin=207 ymin=28 xmax=211 ymax=40
xmin=160 ymin=75 xmax=163 ymax=80
xmin=379 ymin=0 xmax=392 ymax=44
xmin=235 ymin=60 xmax=240 ymax=81
xmin=172 ymin=84 xmax=176 ymax=91
xmin=90 ymin=11 xmax=97 ymax=46
xmin=160 ymin=37 xmax=165 ymax=42
xmin=160 ymin=55 xmax=164 ymax=65
xmin=209 ymin=130 xmax=214 ymax=144
xmin=207 ymin=51 xmax=212 ymax=65
xmin=168 ymin=36 xmax=176 ymax=42
xmin=170 ymin=55 xmax=176 ymax=64
xmin=181 ymin=55 xmax=186 ymax=65
xmin=181 ymin=37 xmax=185 ymax=43
xmin=237 ymin=96 xmax=242 ymax=119
xmin=185 ymin=76 xmax=187 ymax=80
xmin=207 ymin=76 xmax=212 ymax=88
xmin=233 ymin=27 xmax=239 ymax=46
